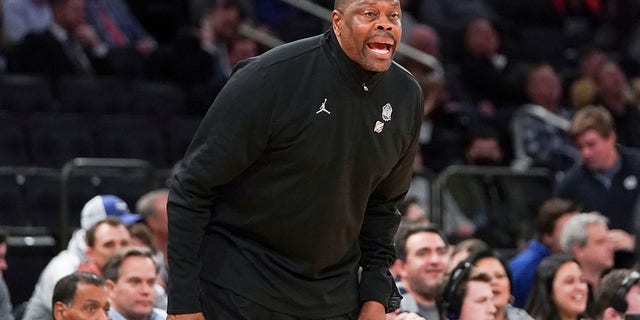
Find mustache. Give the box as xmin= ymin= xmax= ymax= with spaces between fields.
xmin=367 ymin=32 xmax=397 ymax=45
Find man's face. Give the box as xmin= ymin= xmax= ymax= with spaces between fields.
xmin=146 ymin=195 xmax=168 ymax=239
xmin=53 ymin=283 xmax=109 ymax=320
xmin=87 ymin=224 xmax=130 ymax=268
xmin=596 ymin=62 xmax=627 ymax=97
xmin=466 ymin=138 xmax=502 ymax=165
xmin=332 ymin=0 xmax=402 ymax=72
xmin=574 ymin=223 xmax=614 ymax=273
xmin=458 ymin=280 xmax=496 ymax=320
xmin=464 ymin=19 xmax=499 ymax=58
xmin=527 ymin=65 xmax=562 ymax=108
xmin=399 ymin=231 xmax=449 ymax=300
xmin=211 ymin=6 xmax=244 ymax=42
xmin=575 ymin=129 xmax=617 ymax=171
xmin=107 ymin=256 xmax=157 ymax=319
xmin=546 ymin=213 xmax=577 ymax=253
xmin=58 ymin=0 xmax=86 ymax=31
xmin=0 ymin=243 xmax=7 ymax=277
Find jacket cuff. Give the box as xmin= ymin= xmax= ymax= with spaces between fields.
xmin=167 ymin=290 xmax=201 ymax=314
xmin=359 ymin=265 xmax=401 ymax=312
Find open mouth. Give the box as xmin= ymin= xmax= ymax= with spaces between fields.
xmin=366 ymin=39 xmax=394 ymax=57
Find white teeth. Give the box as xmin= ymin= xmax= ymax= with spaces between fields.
xmin=369 ymin=48 xmax=389 ymax=54
xmin=573 ymin=294 xmax=584 ymax=300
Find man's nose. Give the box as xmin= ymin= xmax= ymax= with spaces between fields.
xmin=376 ymin=24 xmax=393 ymax=31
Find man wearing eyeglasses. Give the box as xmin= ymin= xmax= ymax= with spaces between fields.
xmin=595 ymin=269 xmax=640 ymax=320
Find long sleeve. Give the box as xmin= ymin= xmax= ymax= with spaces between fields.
xmin=167 ymin=59 xmax=273 ymax=314
xmin=358 ymin=92 xmax=422 ymax=309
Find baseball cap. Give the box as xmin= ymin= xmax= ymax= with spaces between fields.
xmin=80 ymin=195 xmax=143 ymax=230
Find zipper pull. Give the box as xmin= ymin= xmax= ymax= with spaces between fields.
xmin=362 ymin=83 xmax=368 ymax=91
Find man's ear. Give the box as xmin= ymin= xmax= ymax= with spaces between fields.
xmin=571 ymin=244 xmax=584 ymax=260
xmin=603 ymin=306 xmax=624 ymax=320
xmin=331 ymin=10 xmax=343 ymax=37
xmin=105 ymin=279 xmax=116 ymax=292
xmin=540 ymin=232 xmax=553 ymax=247
xmin=85 ymin=247 xmax=94 ymax=262
xmin=394 ymin=259 xmax=408 ymax=279
xmin=53 ymin=301 xmax=67 ymax=320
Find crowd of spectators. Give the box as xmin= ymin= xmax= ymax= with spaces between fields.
xmin=2 ymin=0 xmax=640 ymax=319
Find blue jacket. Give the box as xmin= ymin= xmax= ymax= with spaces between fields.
xmin=508 ymin=240 xmax=550 ymax=307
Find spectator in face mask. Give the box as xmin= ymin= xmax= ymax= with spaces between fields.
xmin=446 ymin=126 xmax=530 ymax=248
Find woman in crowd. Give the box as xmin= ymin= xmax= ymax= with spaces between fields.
xmin=468 ymin=250 xmax=533 ymax=320
xmin=525 ymin=254 xmax=588 ymax=320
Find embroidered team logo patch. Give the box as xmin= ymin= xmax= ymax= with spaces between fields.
xmin=374 ymin=121 xmax=384 ymax=133
xmin=382 ymin=103 xmax=392 ymax=121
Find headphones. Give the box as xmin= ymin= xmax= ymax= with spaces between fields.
xmin=612 ymin=271 xmax=640 ymax=313
xmin=441 ymin=261 xmax=473 ymax=320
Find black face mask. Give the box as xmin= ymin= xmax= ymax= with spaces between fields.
xmin=469 ymin=157 xmax=501 ymax=166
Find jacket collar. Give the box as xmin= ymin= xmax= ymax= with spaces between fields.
xmin=323 ymin=29 xmax=386 ymax=93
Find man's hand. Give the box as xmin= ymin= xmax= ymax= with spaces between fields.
xmin=167 ymin=312 xmax=205 ymax=320
xmin=608 ymin=229 xmax=635 ymax=251
xmin=358 ymin=301 xmax=386 ymax=320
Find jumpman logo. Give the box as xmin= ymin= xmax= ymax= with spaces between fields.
xmin=316 ymin=98 xmax=331 ymax=114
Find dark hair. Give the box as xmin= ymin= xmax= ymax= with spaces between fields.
xmin=0 ymin=230 xmax=7 ymax=245
xmin=450 ymin=238 xmax=489 ymax=260
xmin=525 ymin=254 xmax=580 ymax=320
xmin=595 ymin=269 xmax=640 ymax=317
xmin=394 ymin=224 xmax=447 ymax=261
xmin=465 ymin=126 xmax=500 ymax=150
xmin=537 ymin=198 xmax=578 ymax=236
xmin=101 ymin=246 xmax=157 ymax=282
xmin=438 ymin=260 xmax=492 ymax=320
xmin=128 ymin=223 xmax=154 ymax=250
xmin=52 ymin=272 xmax=105 ymax=310
xmin=85 ymin=217 xmax=125 ymax=247
xmin=214 ymin=0 xmax=248 ymax=19
xmin=467 ymin=249 xmax=513 ymax=294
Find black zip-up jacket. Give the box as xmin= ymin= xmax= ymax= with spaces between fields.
xmin=167 ymin=30 xmax=423 ymax=318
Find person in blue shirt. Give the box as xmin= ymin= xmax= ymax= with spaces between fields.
xmin=508 ymin=198 xmax=578 ymax=307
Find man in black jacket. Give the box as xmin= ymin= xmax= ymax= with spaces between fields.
xmin=167 ymin=0 xmax=423 ymax=319
xmin=13 ymin=0 xmax=110 ymax=85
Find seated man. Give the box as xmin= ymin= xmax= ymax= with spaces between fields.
xmin=102 ymin=246 xmax=166 ymax=320
xmin=395 ymin=224 xmax=450 ymax=320
xmin=437 ymin=261 xmax=496 ymax=320
xmin=595 ymin=269 xmax=640 ymax=320
xmin=23 ymin=195 xmax=136 ymax=320
xmin=52 ymin=272 xmax=109 ymax=320
xmin=561 ymin=212 xmax=615 ymax=315
xmin=13 ymin=0 xmax=111 ymax=83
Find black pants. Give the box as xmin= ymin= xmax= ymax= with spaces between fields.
xmin=200 ymin=283 xmax=358 ymax=320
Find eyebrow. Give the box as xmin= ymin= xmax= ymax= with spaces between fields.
xmin=84 ymin=299 xmax=103 ymax=305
